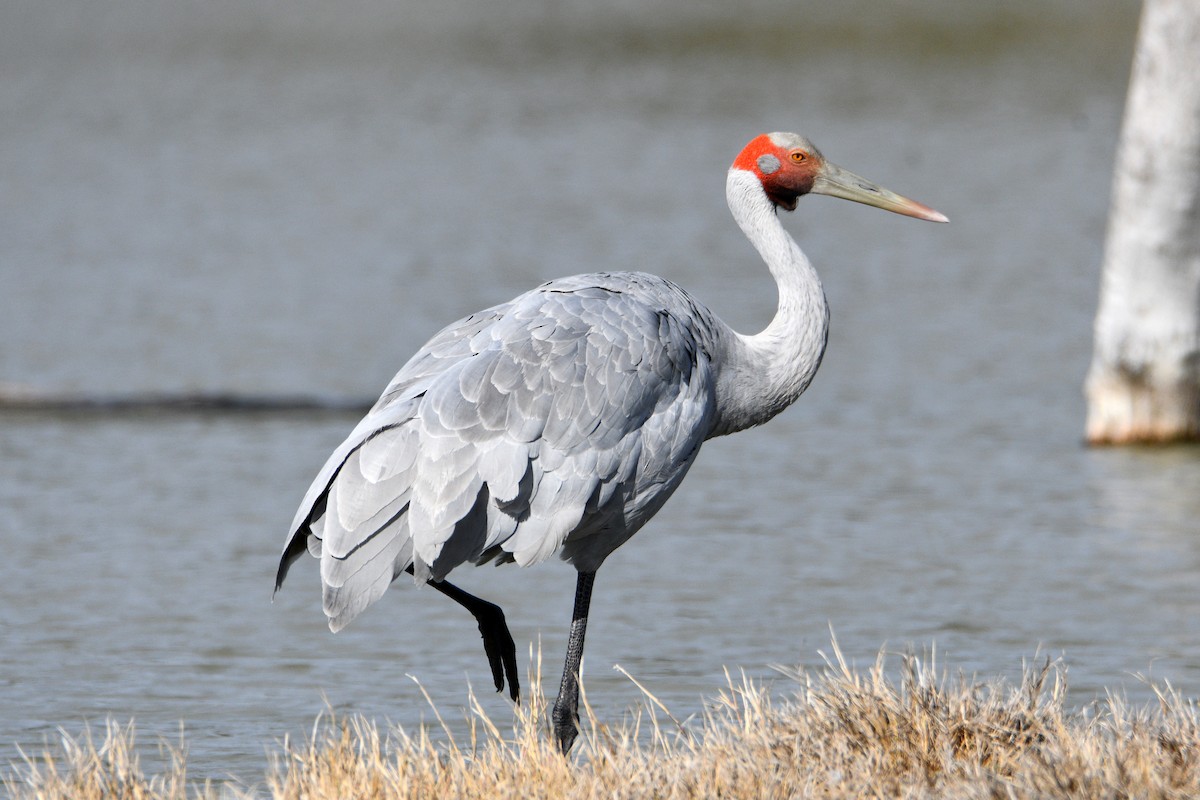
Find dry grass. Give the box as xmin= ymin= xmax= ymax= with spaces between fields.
xmin=6 ymin=643 xmax=1200 ymax=799
xmin=2 ymin=720 xmax=196 ymax=800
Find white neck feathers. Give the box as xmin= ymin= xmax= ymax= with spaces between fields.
xmin=709 ymin=169 xmax=831 ymax=437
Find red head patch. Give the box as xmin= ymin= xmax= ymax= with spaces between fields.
xmin=731 ymin=132 xmax=824 ymax=211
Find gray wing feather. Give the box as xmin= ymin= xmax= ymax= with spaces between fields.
xmin=277 ymin=273 xmax=720 ymax=631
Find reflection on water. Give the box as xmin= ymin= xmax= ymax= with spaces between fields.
xmin=4 ymin=0 xmax=1196 ymax=786
xmin=1087 ymin=448 xmax=1200 ymax=622
xmin=1089 ymin=448 xmax=1200 ymax=541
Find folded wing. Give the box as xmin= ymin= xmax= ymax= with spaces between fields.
xmin=276 ymin=274 xmax=718 ymax=632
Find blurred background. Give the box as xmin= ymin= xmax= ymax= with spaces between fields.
xmin=3 ymin=0 xmax=1198 ymax=787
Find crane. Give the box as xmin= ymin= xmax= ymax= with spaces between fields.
xmin=274 ymin=132 xmax=947 ymax=755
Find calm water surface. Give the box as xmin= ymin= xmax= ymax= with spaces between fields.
xmin=4 ymin=0 xmax=1198 ymax=787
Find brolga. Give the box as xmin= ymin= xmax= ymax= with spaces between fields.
xmin=275 ymin=132 xmax=947 ymax=755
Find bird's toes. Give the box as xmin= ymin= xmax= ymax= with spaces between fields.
xmin=502 ymin=649 xmax=520 ymax=703
xmin=475 ymin=609 xmax=520 ymax=703
xmin=552 ymin=704 xmax=579 ymax=755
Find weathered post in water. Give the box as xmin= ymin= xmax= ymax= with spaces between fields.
xmin=1085 ymin=0 xmax=1200 ymax=444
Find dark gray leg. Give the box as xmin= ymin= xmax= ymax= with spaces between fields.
xmin=552 ymin=570 xmax=596 ymax=755
xmin=407 ymin=565 xmax=520 ymax=702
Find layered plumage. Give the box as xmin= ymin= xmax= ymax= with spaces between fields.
xmin=276 ymin=273 xmax=723 ymax=631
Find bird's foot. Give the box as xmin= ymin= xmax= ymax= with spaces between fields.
xmin=472 ymin=598 xmax=520 ymax=702
xmin=552 ymin=695 xmax=580 ymax=755
xmin=424 ymin=572 xmax=521 ymax=703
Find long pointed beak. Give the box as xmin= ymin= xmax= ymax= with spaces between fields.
xmin=812 ymin=161 xmax=948 ymax=223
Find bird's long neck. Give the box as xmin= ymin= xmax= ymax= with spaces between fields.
xmin=709 ymin=169 xmax=830 ymax=438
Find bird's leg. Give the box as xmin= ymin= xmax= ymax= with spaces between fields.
xmin=552 ymin=570 xmax=596 ymax=755
xmin=405 ymin=565 xmax=520 ymax=702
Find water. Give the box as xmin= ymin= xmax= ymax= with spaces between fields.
xmin=5 ymin=0 xmax=1198 ymax=787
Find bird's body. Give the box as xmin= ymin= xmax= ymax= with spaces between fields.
xmin=276 ymin=132 xmax=946 ymax=754
xmin=279 ymin=271 xmax=726 ymax=624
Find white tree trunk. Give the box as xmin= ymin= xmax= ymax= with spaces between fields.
xmin=1085 ymin=0 xmax=1200 ymax=444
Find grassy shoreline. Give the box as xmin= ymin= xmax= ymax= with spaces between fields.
xmin=6 ymin=645 xmax=1199 ymax=799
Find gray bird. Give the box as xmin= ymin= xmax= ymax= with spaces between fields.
xmin=275 ymin=132 xmax=947 ymax=754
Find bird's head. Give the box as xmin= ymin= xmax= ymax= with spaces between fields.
xmin=732 ymin=132 xmax=947 ymax=222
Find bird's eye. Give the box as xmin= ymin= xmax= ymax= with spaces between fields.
xmin=789 ymin=151 xmax=807 ymax=163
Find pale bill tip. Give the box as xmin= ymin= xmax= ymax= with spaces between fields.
xmin=901 ymin=198 xmax=949 ymax=224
